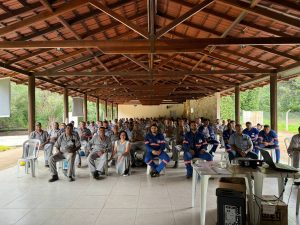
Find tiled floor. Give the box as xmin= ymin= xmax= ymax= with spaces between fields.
xmin=0 ymin=153 xmax=300 ymax=225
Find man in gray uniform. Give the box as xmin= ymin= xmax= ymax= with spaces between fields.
xmin=87 ymin=126 xmax=112 ymax=180
xmin=44 ymin=122 xmax=60 ymax=167
xmin=48 ymin=123 xmax=81 ymax=182
xmin=29 ymin=122 xmax=49 ymax=165
xmin=228 ymin=124 xmax=257 ymax=162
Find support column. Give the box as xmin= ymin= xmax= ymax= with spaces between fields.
xmin=116 ymin=104 xmax=118 ymax=119
xmin=96 ymin=97 xmax=100 ymax=122
xmin=235 ymin=85 xmax=240 ymax=124
xmin=28 ymin=74 xmax=35 ymax=132
xmin=270 ymin=74 xmax=278 ymax=132
xmin=83 ymin=93 xmax=87 ymax=122
xmin=63 ymin=87 xmax=69 ymax=123
xmin=105 ymin=100 xmax=108 ymax=120
xmin=111 ymin=102 xmax=114 ymax=120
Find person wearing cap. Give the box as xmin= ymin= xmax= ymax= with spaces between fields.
xmin=243 ymin=121 xmax=259 ymax=154
xmin=76 ymin=121 xmax=92 ymax=167
xmin=87 ymin=126 xmax=112 ymax=180
xmin=228 ymin=124 xmax=257 ymax=162
xmin=183 ymin=121 xmax=213 ymax=178
xmin=198 ymin=118 xmax=219 ymax=156
xmin=44 ymin=122 xmax=60 ymax=167
xmin=48 ymin=123 xmax=81 ymax=182
xmin=144 ymin=124 xmax=170 ymax=177
xmin=29 ymin=122 xmax=49 ymax=165
xmin=258 ymin=125 xmax=280 ymax=163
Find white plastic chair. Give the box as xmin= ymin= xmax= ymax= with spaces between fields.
xmin=17 ymin=139 xmax=41 ymax=177
xmin=284 ymin=137 xmax=292 ymax=165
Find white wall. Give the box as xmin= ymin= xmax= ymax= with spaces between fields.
xmin=118 ymin=104 xmax=184 ymax=118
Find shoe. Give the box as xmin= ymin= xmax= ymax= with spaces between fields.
xmin=99 ymin=171 xmax=105 ymax=176
xmin=93 ymin=171 xmax=100 ymax=180
xmin=77 ymin=163 xmax=81 ymax=168
xmin=69 ymin=176 xmax=75 ymax=182
xmin=294 ymin=181 xmax=300 ymax=186
xmin=45 ymin=164 xmax=49 ymax=168
xmin=49 ymin=175 xmax=59 ymax=182
xmin=151 ymin=171 xmax=160 ymax=177
xmin=123 ymin=173 xmax=129 ymax=177
xmin=173 ymin=161 xmax=178 ymax=168
xmin=186 ymin=174 xmax=192 ymax=179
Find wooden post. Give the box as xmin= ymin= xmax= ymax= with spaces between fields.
xmin=63 ymin=87 xmax=69 ymax=123
xmin=96 ymin=97 xmax=100 ymax=121
xmin=83 ymin=93 xmax=87 ymax=122
xmin=105 ymin=100 xmax=108 ymax=120
xmin=270 ymin=74 xmax=278 ymax=132
xmin=28 ymin=74 xmax=35 ymax=132
xmin=111 ymin=102 xmax=114 ymax=120
xmin=235 ymin=85 xmax=240 ymax=124
xmin=116 ymin=104 xmax=118 ymax=119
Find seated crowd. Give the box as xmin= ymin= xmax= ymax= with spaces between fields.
xmin=27 ymin=117 xmax=298 ymax=182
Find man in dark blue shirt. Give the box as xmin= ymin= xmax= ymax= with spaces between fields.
xmin=183 ymin=121 xmax=213 ymax=178
xmin=144 ymin=124 xmax=170 ymax=177
xmin=258 ymin=125 xmax=280 ymax=163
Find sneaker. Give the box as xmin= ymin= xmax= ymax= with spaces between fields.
xmin=93 ymin=171 xmax=100 ymax=180
xmin=123 ymin=173 xmax=129 ymax=177
xmin=294 ymin=181 xmax=300 ymax=186
xmin=186 ymin=175 xmax=192 ymax=179
xmin=49 ymin=175 xmax=59 ymax=182
xmin=99 ymin=171 xmax=106 ymax=176
xmin=69 ymin=176 xmax=75 ymax=182
xmin=151 ymin=171 xmax=160 ymax=178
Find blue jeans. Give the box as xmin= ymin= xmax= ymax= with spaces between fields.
xmin=183 ymin=151 xmax=213 ymax=176
xmin=228 ymin=150 xmax=258 ymax=162
xmin=208 ymin=139 xmax=219 ymax=154
xmin=145 ymin=151 xmax=170 ymax=173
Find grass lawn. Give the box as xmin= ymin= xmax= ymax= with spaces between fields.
xmin=0 ymin=146 xmax=11 ymax=152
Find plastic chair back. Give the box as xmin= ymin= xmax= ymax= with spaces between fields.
xmin=23 ymin=139 xmax=41 ymax=159
xmin=284 ymin=137 xmax=291 ymax=150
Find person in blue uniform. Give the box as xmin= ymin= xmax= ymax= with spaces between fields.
xmin=198 ymin=119 xmax=219 ymax=156
xmin=258 ymin=125 xmax=280 ymax=163
xmin=242 ymin=122 xmax=259 ymax=154
xmin=223 ymin=121 xmax=235 ymax=152
xmin=183 ymin=121 xmax=213 ymax=178
xmin=144 ymin=124 xmax=170 ymax=177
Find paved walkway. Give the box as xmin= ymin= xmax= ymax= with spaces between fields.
xmin=0 ymin=135 xmax=28 ymax=147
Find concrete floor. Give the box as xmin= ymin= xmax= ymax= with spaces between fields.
xmin=0 ymin=152 xmax=299 ymax=225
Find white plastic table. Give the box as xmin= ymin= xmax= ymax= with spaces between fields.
xmin=191 ymin=162 xmax=257 ymax=225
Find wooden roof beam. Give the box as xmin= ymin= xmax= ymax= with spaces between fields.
xmin=122 ymin=55 xmax=150 ymax=71
xmin=89 ymin=0 xmax=149 ymax=39
xmin=0 ymin=0 xmax=88 ymax=37
xmin=156 ymin=0 xmax=214 ymax=38
xmin=217 ymin=0 xmax=300 ymax=29
xmin=0 ymin=37 xmax=299 ymax=52
xmin=37 ymin=69 xmax=275 ymax=77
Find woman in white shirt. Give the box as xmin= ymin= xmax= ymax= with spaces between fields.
xmin=110 ymin=131 xmax=131 ymax=176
